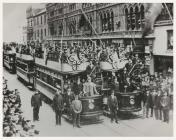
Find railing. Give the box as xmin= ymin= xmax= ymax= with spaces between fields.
xmin=47 ymin=52 xmax=61 ymax=62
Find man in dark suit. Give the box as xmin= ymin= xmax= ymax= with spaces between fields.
xmin=53 ymin=90 xmax=64 ymax=125
xmin=160 ymin=91 xmax=170 ymax=123
xmin=147 ymin=90 xmax=155 ymax=118
xmin=145 ymin=90 xmax=151 ymax=118
xmin=108 ymin=90 xmax=118 ymax=124
xmin=31 ymin=91 xmax=42 ymax=121
xmin=154 ymin=90 xmax=162 ymax=120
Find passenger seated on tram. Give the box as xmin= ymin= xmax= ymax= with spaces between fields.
xmin=83 ymin=76 xmax=99 ymax=97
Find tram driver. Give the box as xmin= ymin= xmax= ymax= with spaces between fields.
xmin=83 ymin=76 xmax=99 ymax=96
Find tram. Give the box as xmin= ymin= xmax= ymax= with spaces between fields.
xmin=98 ymin=47 xmax=143 ymax=113
xmin=16 ymin=53 xmax=35 ymax=89
xmin=3 ymin=51 xmax=16 ymax=73
xmin=35 ymin=46 xmax=103 ymax=123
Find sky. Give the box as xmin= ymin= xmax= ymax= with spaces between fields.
xmin=3 ymin=3 xmax=45 ymax=43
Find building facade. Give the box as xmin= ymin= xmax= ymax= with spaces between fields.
xmin=33 ymin=8 xmax=48 ymax=43
xmin=46 ymin=3 xmax=148 ymax=49
xmin=26 ymin=3 xmax=173 ymax=74
xmin=152 ymin=3 xmax=173 ymax=74
xmin=26 ymin=7 xmax=48 ymax=44
xmin=26 ymin=6 xmax=34 ymax=42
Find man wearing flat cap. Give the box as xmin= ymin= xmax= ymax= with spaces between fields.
xmin=31 ymin=91 xmax=42 ymax=121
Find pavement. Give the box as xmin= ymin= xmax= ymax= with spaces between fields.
xmin=3 ymin=68 xmax=173 ymax=137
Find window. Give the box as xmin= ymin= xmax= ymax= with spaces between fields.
xmin=140 ymin=5 xmax=145 ymax=28
xmin=135 ymin=6 xmax=140 ymax=29
xmin=16 ymin=60 xmax=28 ymax=72
xmin=125 ymin=5 xmax=145 ymax=30
xmin=130 ymin=7 xmax=135 ymax=30
xmin=41 ymin=15 xmax=43 ymax=24
xmin=69 ymin=4 xmax=76 ymax=11
xmin=100 ymin=10 xmax=114 ymax=32
xmin=45 ymin=28 xmax=47 ymax=36
xmin=167 ymin=30 xmax=173 ymax=50
xmin=110 ymin=11 xmax=114 ymax=31
xmin=41 ymin=29 xmax=43 ymax=40
xmin=44 ymin=15 xmax=46 ymax=24
xmin=58 ymin=8 xmax=63 ymax=14
xmin=28 ymin=62 xmax=34 ymax=72
xmin=50 ymin=11 xmax=54 ymax=17
xmin=37 ymin=17 xmax=39 ymax=25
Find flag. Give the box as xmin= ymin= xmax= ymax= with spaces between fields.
xmin=142 ymin=3 xmax=163 ymax=38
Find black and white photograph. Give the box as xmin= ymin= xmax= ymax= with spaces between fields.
xmin=2 ymin=2 xmax=174 ymax=137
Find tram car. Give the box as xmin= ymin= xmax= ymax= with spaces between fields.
xmin=99 ymin=49 xmax=143 ymax=112
xmin=3 ymin=51 xmax=16 ymax=73
xmin=35 ymin=47 xmax=103 ymax=123
xmin=16 ymin=53 xmax=35 ymax=89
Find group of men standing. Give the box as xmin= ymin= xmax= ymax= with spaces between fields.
xmin=143 ymin=89 xmax=171 ymax=123
xmin=31 ymin=89 xmax=82 ymax=128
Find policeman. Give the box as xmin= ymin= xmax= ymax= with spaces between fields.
xmin=52 ymin=90 xmax=64 ymax=125
xmin=71 ymin=95 xmax=82 ymax=128
xmin=108 ymin=90 xmax=119 ymax=124
xmin=31 ymin=91 xmax=42 ymax=121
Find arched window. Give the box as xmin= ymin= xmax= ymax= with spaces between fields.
xmin=110 ymin=11 xmax=114 ymax=31
xmin=100 ymin=13 xmax=103 ymax=32
xmin=135 ymin=6 xmax=140 ymax=30
xmin=107 ymin=11 xmax=111 ymax=31
xmin=140 ymin=5 xmax=144 ymax=28
xmin=130 ymin=7 xmax=135 ymax=30
xmin=125 ymin=8 xmax=130 ymax=30
xmin=103 ymin=12 xmax=106 ymax=32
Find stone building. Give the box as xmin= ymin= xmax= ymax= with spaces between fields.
xmin=26 ymin=3 xmax=173 ymax=74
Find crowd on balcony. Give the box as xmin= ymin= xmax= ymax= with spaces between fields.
xmin=3 ymin=77 xmax=39 ymax=137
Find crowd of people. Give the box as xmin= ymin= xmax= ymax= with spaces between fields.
xmin=3 ymin=77 xmax=39 ymax=137
xmin=141 ymin=70 xmax=173 ymax=123
xmin=3 ymin=41 xmax=173 ymax=131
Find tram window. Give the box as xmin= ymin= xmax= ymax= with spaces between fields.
xmin=54 ymin=78 xmax=61 ymax=89
xmin=41 ymin=72 xmax=47 ymax=83
xmin=21 ymin=63 xmax=27 ymax=71
xmin=47 ymin=75 xmax=54 ymax=86
xmin=28 ymin=62 xmax=34 ymax=72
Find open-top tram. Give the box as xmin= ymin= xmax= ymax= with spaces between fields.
xmin=3 ymin=51 xmax=16 ymax=73
xmin=35 ymin=49 xmax=104 ymax=123
xmin=98 ymin=46 xmax=144 ymax=113
xmin=16 ymin=53 xmax=35 ymax=89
